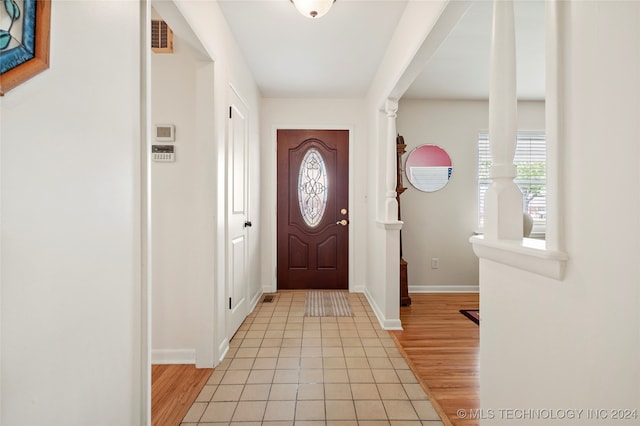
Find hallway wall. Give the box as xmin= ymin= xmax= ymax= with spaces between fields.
xmin=0 ymin=2 xmax=143 ymax=424
xmin=157 ymin=0 xmax=262 ymax=367
xmin=151 ymin=33 xmax=204 ymax=364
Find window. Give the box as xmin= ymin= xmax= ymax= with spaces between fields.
xmin=478 ymin=132 xmax=547 ymax=236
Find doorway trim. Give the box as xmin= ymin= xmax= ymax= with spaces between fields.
xmin=267 ymin=124 xmax=356 ymax=294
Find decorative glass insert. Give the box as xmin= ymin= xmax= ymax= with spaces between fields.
xmin=298 ymin=148 xmax=328 ymax=227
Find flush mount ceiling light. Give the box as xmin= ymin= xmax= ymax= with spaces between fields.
xmin=290 ymin=0 xmax=336 ymax=19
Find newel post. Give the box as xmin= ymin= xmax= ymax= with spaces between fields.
xmin=484 ymin=0 xmax=523 ymax=240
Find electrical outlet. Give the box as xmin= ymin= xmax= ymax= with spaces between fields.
xmin=431 ymin=258 xmax=439 ymax=269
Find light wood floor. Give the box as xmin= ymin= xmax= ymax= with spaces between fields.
xmin=391 ymin=293 xmax=480 ymax=426
xmin=151 ymin=292 xmax=479 ymax=426
xmin=151 ymin=364 xmax=212 ymax=426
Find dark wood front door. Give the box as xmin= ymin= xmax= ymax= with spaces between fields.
xmin=277 ymin=129 xmax=349 ymax=290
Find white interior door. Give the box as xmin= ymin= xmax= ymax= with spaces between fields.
xmin=227 ymin=87 xmax=249 ymax=338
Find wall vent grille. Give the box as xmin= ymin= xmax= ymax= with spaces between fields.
xmin=151 ymin=20 xmax=173 ymax=53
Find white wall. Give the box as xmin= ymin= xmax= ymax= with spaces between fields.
xmin=480 ymin=2 xmax=640 ymax=423
xmin=397 ymin=100 xmax=544 ymax=292
xmin=151 ymin=34 xmax=204 ymax=363
xmin=156 ymin=0 xmax=262 ymax=366
xmin=259 ymin=98 xmax=368 ymax=293
xmin=1 ymin=1 xmax=143 ymax=424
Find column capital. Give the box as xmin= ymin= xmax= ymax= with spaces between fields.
xmin=385 ymin=99 xmax=398 ymax=117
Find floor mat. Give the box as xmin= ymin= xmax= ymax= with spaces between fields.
xmin=304 ymin=291 xmax=353 ymax=317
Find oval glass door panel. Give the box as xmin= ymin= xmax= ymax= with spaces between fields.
xmin=405 ymin=144 xmax=453 ymax=192
xmin=298 ymin=148 xmax=328 ymax=227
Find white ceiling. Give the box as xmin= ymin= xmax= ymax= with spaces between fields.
xmin=217 ymin=0 xmax=545 ymax=100
xmin=218 ymin=0 xmax=408 ymax=98
xmin=403 ymin=0 xmax=545 ymax=100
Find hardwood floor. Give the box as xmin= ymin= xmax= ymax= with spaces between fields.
xmin=391 ymin=293 xmax=480 ymax=426
xmin=151 ymin=364 xmax=212 ymax=426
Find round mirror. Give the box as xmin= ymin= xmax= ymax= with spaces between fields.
xmin=405 ymin=144 xmax=453 ymax=192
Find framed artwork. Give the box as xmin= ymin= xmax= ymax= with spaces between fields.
xmin=0 ymin=0 xmax=51 ymax=95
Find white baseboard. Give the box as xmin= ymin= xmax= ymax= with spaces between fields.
xmin=248 ymin=289 xmax=262 ymax=314
xmin=409 ymin=285 xmax=479 ymax=293
xmin=381 ymin=317 xmax=403 ymax=330
xmin=217 ymin=338 xmax=230 ymax=366
xmin=362 ymin=288 xmax=403 ymax=330
xmin=351 ymin=284 xmax=366 ymax=293
xmin=152 ymin=349 xmax=196 ymax=364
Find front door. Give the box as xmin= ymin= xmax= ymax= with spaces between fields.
xmin=277 ymin=129 xmax=349 ymax=290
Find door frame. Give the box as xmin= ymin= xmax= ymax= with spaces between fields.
xmin=268 ymin=125 xmax=355 ymax=293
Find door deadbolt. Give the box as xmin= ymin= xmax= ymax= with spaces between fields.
xmin=340 ymin=208 xmax=348 ymax=215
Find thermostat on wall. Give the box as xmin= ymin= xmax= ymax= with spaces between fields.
xmin=154 ymin=124 xmax=175 ymax=141
xmin=152 ymin=145 xmax=175 ymax=162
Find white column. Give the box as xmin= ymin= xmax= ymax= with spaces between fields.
xmin=384 ymin=99 xmax=399 ymax=223
xmin=544 ymin=0 xmax=563 ymax=251
xmin=484 ymin=0 xmax=523 ymax=240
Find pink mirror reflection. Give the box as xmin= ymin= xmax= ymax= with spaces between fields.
xmin=405 ymin=144 xmax=453 ymax=192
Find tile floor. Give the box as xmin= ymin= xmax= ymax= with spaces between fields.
xmin=181 ymin=291 xmax=444 ymax=426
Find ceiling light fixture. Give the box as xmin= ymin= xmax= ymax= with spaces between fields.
xmin=290 ymin=0 xmax=336 ymax=19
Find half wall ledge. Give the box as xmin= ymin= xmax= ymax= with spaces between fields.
xmin=376 ymin=220 xmax=403 ymax=231
xmin=469 ymin=235 xmax=568 ymax=280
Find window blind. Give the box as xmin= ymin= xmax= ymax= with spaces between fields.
xmin=478 ymin=132 xmax=547 ymax=234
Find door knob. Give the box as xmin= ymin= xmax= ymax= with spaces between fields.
xmin=244 ymin=221 xmax=252 ymax=228
xmin=336 ymin=219 xmax=348 ymax=226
